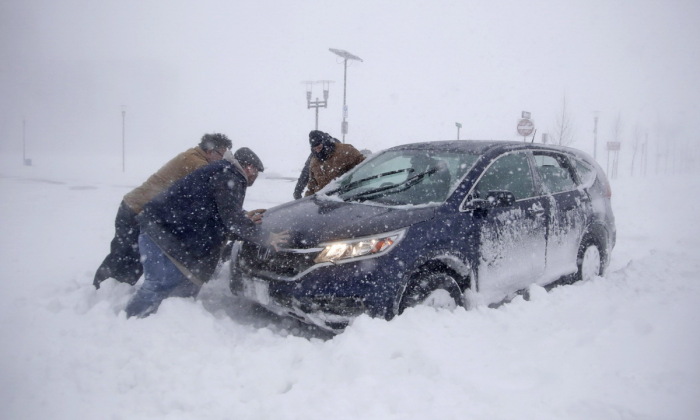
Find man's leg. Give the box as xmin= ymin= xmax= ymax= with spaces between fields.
xmin=94 ymin=201 xmax=143 ymax=288
xmin=124 ymin=233 xmax=199 ymax=318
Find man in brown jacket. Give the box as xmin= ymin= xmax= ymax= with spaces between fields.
xmin=305 ymin=130 xmax=365 ymax=196
xmin=93 ymin=133 xmax=233 ymax=289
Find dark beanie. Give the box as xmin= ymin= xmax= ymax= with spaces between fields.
xmin=309 ymin=130 xmax=327 ymax=147
xmin=234 ymin=147 xmax=264 ymax=172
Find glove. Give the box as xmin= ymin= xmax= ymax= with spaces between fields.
xmin=245 ymin=208 xmax=266 ymax=224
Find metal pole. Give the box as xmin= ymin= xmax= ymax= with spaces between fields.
xmin=643 ymin=132 xmax=648 ymax=176
xmin=593 ymin=114 xmax=599 ymax=161
xmin=342 ymin=58 xmax=348 ymax=143
xmin=329 ymin=49 xmax=362 ymax=142
xmin=315 ymin=98 xmax=319 ymax=129
xmin=22 ymin=118 xmax=26 ymax=164
xmin=121 ymin=107 xmax=126 ymax=172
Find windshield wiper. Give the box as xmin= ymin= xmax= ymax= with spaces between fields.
xmin=342 ymin=168 xmax=437 ymax=202
xmin=326 ymin=168 xmax=414 ymax=196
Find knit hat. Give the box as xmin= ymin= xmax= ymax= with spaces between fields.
xmin=234 ymin=147 xmax=264 ymax=172
xmin=309 ymin=130 xmax=329 ymax=147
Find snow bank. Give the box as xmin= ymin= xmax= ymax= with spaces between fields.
xmin=1 ymin=155 xmax=698 ymax=419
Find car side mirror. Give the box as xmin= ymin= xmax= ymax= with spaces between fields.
xmin=468 ymin=198 xmax=490 ymax=210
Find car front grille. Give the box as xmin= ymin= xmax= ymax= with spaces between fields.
xmin=237 ymin=242 xmax=320 ymax=279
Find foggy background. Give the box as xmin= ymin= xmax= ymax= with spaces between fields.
xmin=1 ymin=0 xmax=699 ymax=175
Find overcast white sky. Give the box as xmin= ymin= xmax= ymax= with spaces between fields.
xmin=1 ymin=0 xmax=698 ymax=173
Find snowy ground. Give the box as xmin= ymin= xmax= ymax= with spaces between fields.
xmin=1 ymin=153 xmax=699 ymax=420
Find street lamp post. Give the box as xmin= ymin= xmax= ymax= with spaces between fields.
xmin=22 ymin=117 xmax=32 ymax=166
xmin=455 ymin=122 xmax=462 ymax=140
xmin=121 ymin=106 xmax=126 ymax=173
xmin=593 ymin=112 xmax=599 ymax=161
xmin=329 ymin=48 xmax=362 ymax=143
xmin=304 ymin=80 xmax=332 ymax=130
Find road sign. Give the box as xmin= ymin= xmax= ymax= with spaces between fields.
xmin=517 ymin=118 xmax=535 ymax=136
xmin=607 ymin=141 xmax=621 ymax=151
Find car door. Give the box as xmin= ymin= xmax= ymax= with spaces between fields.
xmin=462 ymin=151 xmax=549 ymax=303
xmin=532 ymin=151 xmax=590 ymax=281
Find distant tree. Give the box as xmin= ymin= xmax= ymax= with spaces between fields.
xmin=552 ymin=96 xmax=575 ymax=146
xmin=608 ymin=113 xmax=624 ymax=179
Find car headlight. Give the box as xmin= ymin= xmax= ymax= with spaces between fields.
xmin=314 ymin=229 xmax=406 ymax=264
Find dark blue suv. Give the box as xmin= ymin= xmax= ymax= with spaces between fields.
xmin=230 ymin=140 xmax=616 ymax=332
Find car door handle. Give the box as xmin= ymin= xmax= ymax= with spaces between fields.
xmin=527 ymin=207 xmax=545 ymax=216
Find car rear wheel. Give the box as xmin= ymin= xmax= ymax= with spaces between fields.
xmin=399 ymin=271 xmax=464 ymax=314
xmin=577 ymin=236 xmax=602 ymax=282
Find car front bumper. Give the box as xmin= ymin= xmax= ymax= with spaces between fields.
xmin=230 ymin=249 xmax=406 ymax=332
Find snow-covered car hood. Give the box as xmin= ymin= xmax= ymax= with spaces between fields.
xmin=257 ymin=196 xmax=436 ymax=247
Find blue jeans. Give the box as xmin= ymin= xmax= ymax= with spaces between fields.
xmin=125 ymin=233 xmax=201 ymax=318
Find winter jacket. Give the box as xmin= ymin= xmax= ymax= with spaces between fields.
xmin=138 ymin=158 xmax=259 ymax=284
xmin=305 ymin=143 xmax=365 ymax=196
xmin=124 ymin=147 xmax=210 ymax=213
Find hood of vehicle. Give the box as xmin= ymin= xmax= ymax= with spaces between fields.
xmin=258 ymin=196 xmax=436 ymax=247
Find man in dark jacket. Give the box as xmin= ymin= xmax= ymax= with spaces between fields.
xmin=93 ymin=133 xmax=232 ymax=289
xmin=124 ymin=147 xmax=286 ymax=318
xmin=305 ymin=130 xmax=365 ymax=196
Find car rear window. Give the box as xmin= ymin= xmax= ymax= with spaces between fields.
xmin=573 ymin=158 xmax=596 ymax=187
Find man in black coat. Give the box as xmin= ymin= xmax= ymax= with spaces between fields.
xmin=125 ymin=147 xmax=287 ymax=318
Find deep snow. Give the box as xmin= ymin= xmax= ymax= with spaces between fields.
xmin=1 ymin=153 xmax=699 ymax=420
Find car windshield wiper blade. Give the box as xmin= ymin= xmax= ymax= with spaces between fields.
xmin=326 ymin=168 xmax=414 ymax=195
xmin=342 ymin=168 xmax=437 ymax=202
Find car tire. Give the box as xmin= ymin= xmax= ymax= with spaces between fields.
xmin=399 ymin=271 xmax=465 ymax=314
xmin=576 ymin=235 xmax=603 ymax=282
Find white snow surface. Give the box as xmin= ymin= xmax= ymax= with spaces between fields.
xmin=1 ymin=154 xmax=699 ymax=420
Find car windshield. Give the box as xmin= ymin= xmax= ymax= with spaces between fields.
xmin=325 ymin=149 xmax=479 ymax=205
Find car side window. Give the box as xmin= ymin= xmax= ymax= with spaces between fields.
xmin=474 ymin=152 xmax=536 ymax=200
xmin=573 ymin=158 xmax=596 ymax=187
xmin=533 ymin=153 xmax=577 ymax=193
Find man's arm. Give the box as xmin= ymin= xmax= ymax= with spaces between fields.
xmin=293 ymin=154 xmax=312 ymax=199
xmin=211 ymin=171 xmax=259 ymax=242
xmin=213 ymin=171 xmax=289 ymax=250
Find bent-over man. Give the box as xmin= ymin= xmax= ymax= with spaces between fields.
xmin=125 ymin=147 xmax=287 ymax=318
xmin=93 ymin=133 xmax=232 ymax=289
